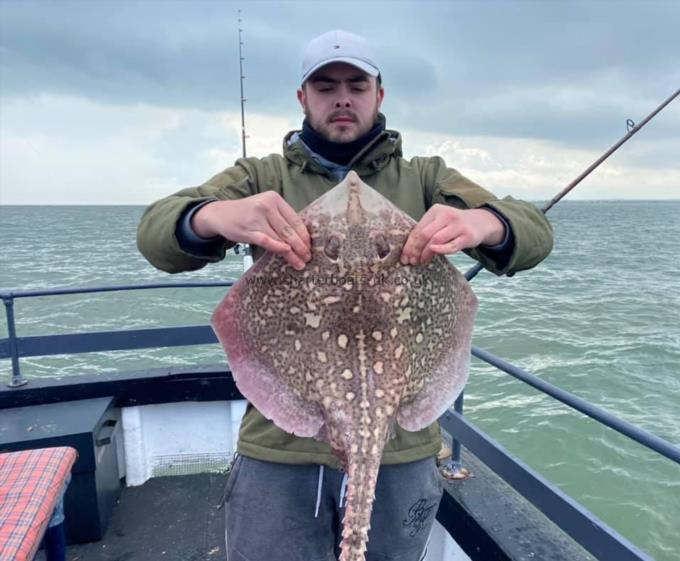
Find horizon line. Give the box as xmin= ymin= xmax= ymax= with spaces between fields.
xmin=2 ymin=198 xmax=680 ymax=207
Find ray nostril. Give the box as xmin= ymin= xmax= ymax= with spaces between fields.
xmin=324 ymin=235 xmax=341 ymax=261
xmin=374 ymin=234 xmax=390 ymax=259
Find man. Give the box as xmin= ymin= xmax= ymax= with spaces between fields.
xmin=137 ymin=30 xmax=553 ymax=561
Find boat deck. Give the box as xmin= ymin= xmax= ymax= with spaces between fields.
xmin=31 ymin=450 xmax=598 ymax=561
xmin=35 ymin=472 xmax=229 ymax=561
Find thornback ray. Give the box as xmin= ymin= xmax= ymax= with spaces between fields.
xmin=211 ymin=170 xmax=478 ymax=561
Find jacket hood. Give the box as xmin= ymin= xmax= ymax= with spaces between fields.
xmin=283 ymin=112 xmax=402 ymax=177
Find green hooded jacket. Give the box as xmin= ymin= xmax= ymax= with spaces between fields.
xmin=137 ymin=117 xmax=554 ymax=469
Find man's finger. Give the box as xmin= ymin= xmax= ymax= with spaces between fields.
xmin=261 ymin=237 xmax=305 ymax=270
xmin=267 ymin=209 xmax=311 ymax=263
xmin=420 ymin=241 xmax=445 ymax=264
xmin=276 ymin=198 xmax=312 ymax=249
xmin=249 ymin=231 xmax=290 ymax=253
xmin=404 ymin=218 xmax=450 ymax=264
xmin=282 ymin=249 xmax=306 ymax=271
xmin=418 ymin=224 xmax=460 ymax=263
xmin=429 ymin=231 xmax=473 ymax=256
xmin=428 ymin=240 xmax=459 ymax=255
xmin=259 ymin=229 xmax=306 ymax=270
xmin=400 ymin=213 xmax=445 ymax=264
xmin=401 ymin=228 xmax=427 ymax=264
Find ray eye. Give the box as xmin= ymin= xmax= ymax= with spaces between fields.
xmin=374 ymin=234 xmax=390 ymax=259
xmin=324 ymin=235 xmax=341 ymax=261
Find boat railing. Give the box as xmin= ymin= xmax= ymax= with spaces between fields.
xmin=2 ymin=281 xmax=678 ymax=561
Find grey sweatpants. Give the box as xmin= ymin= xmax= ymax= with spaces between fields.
xmin=223 ymin=455 xmax=443 ymax=561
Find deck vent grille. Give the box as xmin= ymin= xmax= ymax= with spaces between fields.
xmin=151 ymin=451 xmax=232 ymax=477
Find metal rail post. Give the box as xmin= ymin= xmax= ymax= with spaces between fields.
xmin=441 ymin=391 xmax=471 ymax=480
xmin=2 ymin=294 xmax=26 ymax=388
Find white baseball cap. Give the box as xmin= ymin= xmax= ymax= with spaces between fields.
xmin=300 ymin=30 xmax=380 ymax=85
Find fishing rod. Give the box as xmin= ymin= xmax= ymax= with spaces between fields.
xmin=464 ymin=87 xmax=680 ymax=282
xmin=235 ymin=10 xmax=253 ymax=270
xmin=446 ymin=88 xmax=680 ymax=479
xmin=238 ymin=10 xmax=248 ymax=159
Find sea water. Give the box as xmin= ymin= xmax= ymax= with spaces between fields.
xmin=1 ymin=201 xmax=679 ymax=561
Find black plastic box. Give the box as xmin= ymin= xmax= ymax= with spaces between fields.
xmin=0 ymin=396 xmax=122 ymax=544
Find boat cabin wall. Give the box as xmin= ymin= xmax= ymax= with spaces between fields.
xmin=120 ymin=400 xmax=246 ymax=485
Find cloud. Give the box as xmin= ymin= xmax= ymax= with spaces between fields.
xmin=0 ymin=94 xmax=239 ymax=204
xmin=0 ymin=94 xmax=301 ymax=204
xmin=0 ymin=1 xmax=678 ymax=202
xmin=401 ymin=128 xmax=680 ymax=200
xmin=1 ymin=93 xmax=676 ymax=205
xmin=2 ymin=1 xmax=677 ymax=145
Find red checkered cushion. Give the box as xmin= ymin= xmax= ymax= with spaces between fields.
xmin=0 ymin=446 xmax=78 ymax=561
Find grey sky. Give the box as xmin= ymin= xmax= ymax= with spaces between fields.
xmin=0 ymin=0 xmax=678 ymax=203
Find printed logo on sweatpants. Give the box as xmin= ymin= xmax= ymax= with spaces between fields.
xmin=402 ymin=498 xmax=437 ymax=537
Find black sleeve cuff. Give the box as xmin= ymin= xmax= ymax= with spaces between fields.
xmin=477 ymin=206 xmax=515 ymax=268
xmin=175 ymin=199 xmax=225 ymax=257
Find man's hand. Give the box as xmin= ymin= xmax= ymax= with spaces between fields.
xmin=400 ymin=204 xmax=506 ymax=265
xmin=192 ymin=192 xmax=311 ymax=270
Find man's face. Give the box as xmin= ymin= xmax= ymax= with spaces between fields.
xmin=297 ymin=62 xmax=385 ymax=143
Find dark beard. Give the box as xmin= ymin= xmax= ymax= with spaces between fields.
xmin=299 ymin=113 xmax=386 ymax=166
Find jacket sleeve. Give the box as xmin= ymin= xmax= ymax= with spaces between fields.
xmin=420 ymin=156 xmax=554 ymax=276
xmin=136 ymin=162 xmax=255 ymax=273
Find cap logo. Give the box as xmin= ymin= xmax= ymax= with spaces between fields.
xmin=301 ymin=30 xmax=379 ymax=83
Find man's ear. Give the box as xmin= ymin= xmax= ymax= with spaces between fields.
xmin=297 ymin=88 xmax=306 ymax=111
xmin=376 ymin=86 xmax=385 ymax=110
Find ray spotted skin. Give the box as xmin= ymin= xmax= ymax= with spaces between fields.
xmin=212 ymin=171 xmax=478 ymax=561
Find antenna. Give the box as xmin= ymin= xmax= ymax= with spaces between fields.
xmin=238 ymin=10 xmax=247 ymax=158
